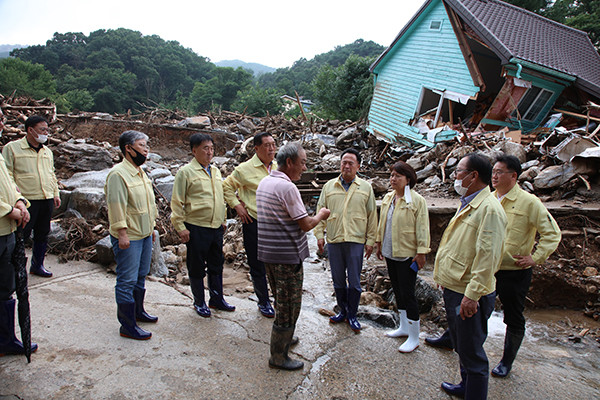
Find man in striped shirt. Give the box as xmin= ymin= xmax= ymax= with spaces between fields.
xmin=256 ymin=142 xmax=329 ymax=370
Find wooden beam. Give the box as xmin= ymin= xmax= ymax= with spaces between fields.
xmin=444 ymin=3 xmax=486 ymax=91
xmin=553 ymin=108 xmax=600 ymax=123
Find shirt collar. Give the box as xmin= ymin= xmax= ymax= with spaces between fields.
xmin=122 ymin=159 xmax=143 ymax=176
xmin=339 ymin=175 xmax=356 ymax=191
xmin=271 ymin=169 xmax=291 ymax=182
xmin=459 ymin=188 xmax=485 ymax=211
xmin=252 ymin=153 xmax=274 ymax=171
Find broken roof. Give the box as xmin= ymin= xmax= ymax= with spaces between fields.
xmin=371 ymin=0 xmax=600 ymax=98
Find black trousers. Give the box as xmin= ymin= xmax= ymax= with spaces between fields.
xmin=444 ymin=288 xmax=495 ymax=380
xmin=495 ymin=268 xmax=533 ymax=335
xmin=185 ymin=223 xmax=224 ymax=279
xmin=242 ymin=218 xmax=267 ymax=283
xmin=385 ymin=257 xmax=418 ymax=320
xmin=0 ymin=233 xmax=16 ymax=300
xmin=23 ymin=199 xmax=54 ymax=243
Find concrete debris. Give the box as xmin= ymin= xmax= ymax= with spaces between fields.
xmin=2 ymin=95 xmax=600 ymax=328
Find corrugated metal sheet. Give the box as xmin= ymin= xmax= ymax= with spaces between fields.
xmin=367 ymin=0 xmax=480 ymax=146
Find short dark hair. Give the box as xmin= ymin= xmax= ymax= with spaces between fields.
xmin=341 ymin=148 xmax=361 ymax=165
xmin=495 ymin=154 xmax=522 ymax=178
xmin=253 ymin=132 xmax=273 ymax=147
xmin=465 ymin=153 xmax=492 ymax=185
xmin=190 ymin=133 xmax=213 ymax=151
xmin=391 ymin=161 xmax=418 ymax=188
xmin=25 ymin=115 xmax=48 ymax=131
xmin=118 ymin=130 xmax=149 ymax=155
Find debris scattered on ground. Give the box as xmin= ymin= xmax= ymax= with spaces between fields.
xmin=2 ymin=95 xmax=599 ymax=339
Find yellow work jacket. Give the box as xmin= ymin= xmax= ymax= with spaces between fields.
xmin=2 ymin=137 xmax=59 ymax=200
xmin=104 ymin=160 xmax=157 ymax=240
xmin=0 ymin=153 xmax=28 ymax=236
xmin=170 ymin=159 xmax=226 ymax=231
xmin=376 ymin=189 xmax=431 ymax=257
xmin=434 ymin=187 xmax=507 ymax=301
xmin=494 ymin=185 xmax=561 ymax=270
xmin=223 ymin=154 xmax=276 ymax=220
xmin=314 ymin=176 xmax=378 ymax=246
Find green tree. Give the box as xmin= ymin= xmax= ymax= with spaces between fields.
xmin=258 ymin=39 xmax=384 ymax=100
xmin=189 ymin=67 xmax=252 ymax=113
xmin=543 ymin=0 xmax=600 ymax=48
xmin=312 ymin=54 xmax=374 ymax=121
xmin=64 ymin=89 xmax=94 ymax=111
xmin=231 ymin=86 xmax=284 ymax=116
xmin=0 ymin=58 xmax=57 ymax=99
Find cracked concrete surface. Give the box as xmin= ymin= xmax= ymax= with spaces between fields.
xmin=1 ymin=248 xmax=599 ymax=399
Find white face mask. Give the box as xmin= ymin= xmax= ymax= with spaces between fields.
xmin=35 ymin=134 xmax=48 ymax=144
xmin=454 ymin=172 xmax=473 ymax=196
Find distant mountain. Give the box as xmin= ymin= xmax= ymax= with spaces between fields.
xmin=215 ymin=59 xmax=276 ymax=76
xmin=0 ymin=44 xmax=26 ymax=58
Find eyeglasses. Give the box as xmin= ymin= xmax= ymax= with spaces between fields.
xmin=455 ymin=168 xmax=472 ymax=174
xmin=492 ymin=170 xmax=512 ymax=177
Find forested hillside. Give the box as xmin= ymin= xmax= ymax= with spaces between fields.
xmin=1 ymin=0 xmax=597 ymax=119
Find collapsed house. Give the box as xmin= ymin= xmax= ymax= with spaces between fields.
xmin=367 ymin=0 xmax=600 ymax=147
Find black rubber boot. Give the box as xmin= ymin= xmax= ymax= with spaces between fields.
xmin=425 ymin=328 xmax=454 ymax=350
xmin=0 ymin=299 xmax=38 ymax=356
xmin=30 ymin=241 xmax=52 ymax=277
xmin=189 ymin=277 xmax=210 ymax=317
xmin=492 ymin=330 xmax=524 ymax=378
xmin=268 ymin=324 xmax=303 ymax=370
xmin=329 ymin=288 xmax=347 ymax=323
xmin=207 ymin=274 xmax=235 ymax=312
xmin=253 ymin=276 xmax=274 ymax=317
xmin=346 ymin=289 xmax=362 ymax=333
xmin=133 ymin=288 xmax=158 ymax=323
xmin=117 ymin=302 xmax=151 ymax=340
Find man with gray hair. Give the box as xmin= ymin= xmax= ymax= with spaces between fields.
xmin=256 ymin=142 xmax=329 ymax=370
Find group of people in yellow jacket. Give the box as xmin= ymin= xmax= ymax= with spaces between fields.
xmin=2 ymin=118 xmax=561 ymax=400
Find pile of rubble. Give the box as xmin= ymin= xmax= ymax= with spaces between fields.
xmin=1 ymin=95 xmax=599 ymax=334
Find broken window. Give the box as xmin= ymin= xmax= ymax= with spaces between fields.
xmin=512 ymin=86 xmax=553 ymax=121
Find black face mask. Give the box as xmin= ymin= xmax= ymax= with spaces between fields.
xmin=128 ymin=147 xmax=147 ymax=166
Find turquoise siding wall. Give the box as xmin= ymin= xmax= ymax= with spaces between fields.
xmin=367 ymin=0 xmax=480 ymax=146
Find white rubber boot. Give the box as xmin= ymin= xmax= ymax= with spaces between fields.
xmin=398 ymin=319 xmax=420 ymax=353
xmin=385 ymin=310 xmax=409 ymax=338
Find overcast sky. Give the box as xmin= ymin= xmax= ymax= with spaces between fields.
xmin=0 ymin=0 xmax=423 ymax=68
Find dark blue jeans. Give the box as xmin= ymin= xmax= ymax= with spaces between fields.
xmin=111 ymin=235 xmax=152 ymax=304
xmin=444 ymin=288 xmax=495 ymax=398
xmin=328 ymin=242 xmax=364 ymax=291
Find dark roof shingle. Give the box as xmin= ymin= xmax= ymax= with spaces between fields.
xmin=448 ymin=0 xmax=600 ymax=97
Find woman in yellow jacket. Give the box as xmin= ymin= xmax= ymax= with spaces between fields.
xmin=375 ymin=161 xmax=430 ymax=353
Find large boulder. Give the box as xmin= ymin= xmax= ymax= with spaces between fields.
xmin=155 ymin=175 xmax=175 ymax=202
xmin=61 ymin=169 xmax=111 ymax=190
xmin=533 ymin=163 xmax=578 ymax=189
xmin=150 ymin=230 xmax=168 ymax=277
xmin=67 ymin=188 xmax=106 ymax=219
xmin=95 ymin=235 xmax=114 ymax=265
xmin=54 ymin=142 xmax=115 ymax=173
xmin=493 ymin=140 xmax=526 ymax=163
xmin=335 ymin=127 xmax=361 ymax=149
